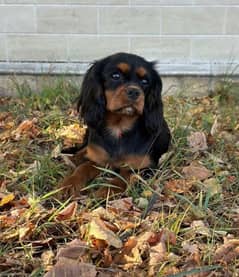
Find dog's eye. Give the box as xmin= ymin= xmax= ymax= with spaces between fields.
xmin=111 ymin=72 xmax=121 ymax=80
xmin=141 ymin=78 xmax=148 ymax=85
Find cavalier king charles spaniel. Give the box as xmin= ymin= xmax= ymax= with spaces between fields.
xmin=60 ymin=52 xmax=171 ymax=198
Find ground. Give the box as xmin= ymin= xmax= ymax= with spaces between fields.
xmin=0 ymin=79 xmax=239 ymax=276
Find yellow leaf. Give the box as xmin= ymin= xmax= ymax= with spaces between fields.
xmin=0 ymin=193 xmax=15 ymax=207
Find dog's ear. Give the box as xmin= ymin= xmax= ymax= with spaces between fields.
xmin=143 ymin=69 xmax=164 ymax=134
xmin=77 ymin=61 xmax=105 ymax=129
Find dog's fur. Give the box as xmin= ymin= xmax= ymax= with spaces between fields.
xmin=60 ymin=53 xmax=171 ymax=198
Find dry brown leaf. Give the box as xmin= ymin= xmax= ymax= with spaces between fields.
xmin=49 ymin=238 xmax=96 ymax=276
xmin=57 ymin=239 xmax=88 ymax=260
xmin=115 ymin=229 xmax=176 ymax=271
xmin=13 ymin=118 xmax=40 ymax=140
xmin=182 ymin=161 xmax=212 ymax=181
xmin=148 ymin=242 xmax=167 ymax=266
xmin=91 ymin=206 xmax=116 ymax=222
xmin=190 ymin=220 xmax=210 ymax=236
xmin=0 ymin=193 xmax=15 ymax=207
xmin=19 ymin=222 xmax=35 ymax=240
xmin=0 ymin=214 xmax=17 ymax=227
xmin=108 ymin=197 xmax=141 ymax=217
xmin=103 ymin=248 xmax=113 ymax=267
xmin=210 ymin=116 xmax=219 ymax=136
xmin=148 ymin=230 xmax=177 ymax=276
xmin=91 ymin=238 xmax=108 ymax=250
xmin=113 ymin=236 xmax=138 ymax=265
xmin=182 ymin=241 xmax=201 ymax=265
xmin=187 ymin=131 xmax=208 ymax=152
xmin=44 ymin=261 xmax=97 ymax=277
xmin=109 ymin=197 xmax=134 ymax=212
xmin=115 ymin=232 xmax=154 ymax=268
xmin=164 ymin=179 xmax=194 ymax=193
xmin=56 ymin=201 xmax=78 ymax=221
xmin=88 ymin=218 xmax=122 ymax=249
xmin=213 ymin=238 xmax=239 ymax=264
xmin=41 ymin=250 xmax=55 ymax=272
xmin=0 ymin=112 xmax=15 ymax=130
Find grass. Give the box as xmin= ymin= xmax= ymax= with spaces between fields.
xmin=0 ymin=78 xmax=239 ymax=276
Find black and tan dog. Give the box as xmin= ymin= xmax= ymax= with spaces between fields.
xmin=60 ymin=53 xmax=171 ymax=198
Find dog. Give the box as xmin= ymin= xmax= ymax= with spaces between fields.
xmin=60 ymin=52 xmax=171 ymax=198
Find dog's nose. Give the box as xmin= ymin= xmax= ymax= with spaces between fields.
xmin=127 ymin=89 xmax=140 ymax=100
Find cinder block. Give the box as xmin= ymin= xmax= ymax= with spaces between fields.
xmin=131 ymin=37 xmax=190 ymax=62
xmin=68 ymin=36 xmax=128 ymax=61
xmin=4 ymin=0 xmax=36 ymax=3
xmin=37 ymin=6 xmax=97 ymax=34
xmin=98 ymin=0 xmax=128 ymax=4
xmin=226 ymin=7 xmax=239 ymax=34
xmin=35 ymin=0 xmax=128 ymax=3
xmin=35 ymin=0 xmax=67 ymax=3
xmin=162 ymin=7 xmax=225 ymax=35
xmin=193 ymin=0 xmax=239 ymax=5
xmin=7 ymin=35 xmax=68 ymax=61
xmin=132 ymin=0 xmax=193 ymax=5
xmin=192 ymin=38 xmax=239 ymax=63
xmin=99 ymin=7 xmax=161 ymax=34
xmin=0 ymin=6 xmax=35 ymax=33
xmin=0 ymin=35 xmax=7 ymax=61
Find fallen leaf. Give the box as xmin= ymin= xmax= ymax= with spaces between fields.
xmin=191 ymin=220 xmax=210 ymax=236
xmin=148 ymin=242 xmax=167 ymax=266
xmin=0 ymin=193 xmax=15 ymax=207
xmin=13 ymin=118 xmax=39 ymax=140
xmin=182 ymin=241 xmax=200 ymax=265
xmin=187 ymin=131 xmax=208 ymax=152
xmin=56 ymin=201 xmax=78 ymax=221
xmin=164 ymin=179 xmax=194 ymax=193
xmin=210 ymin=116 xmax=219 ymax=136
xmin=44 ymin=261 xmax=97 ymax=277
xmin=91 ymin=238 xmax=108 ymax=251
xmin=135 ymin=197 xmax=148 ymax=209
xmin=182 ymin=161 xmax=212 ymax=181
xmin=88 ymin=218 xmax=122 ymax=249
xmin=103 ymin=248 xmax=112 ymax=267
xmin=91 ymin=206 xmax=116 ymax=222
xmin=213 ymin=238 xmax=239 ymax=264
xmin=19 ymin=222 xmax=35 ymax=240
xmin=148 ymin=230 xmax=177 ymax=276
xmin=0 ymin=214 xmax=17 ymax=227
xmin=47 ymin=238 xmax=96 ymax=276
xmin=57 ymin=239 xmax=88 ymax=260
xmin=42 ymin=250 xmax=55 ymax=272
xmin=56 ymin=124 xmax=86 ymax=145
xmin=109 ymin=197 xmax=134 ymax=212
xmin=203 ymin=178 xmax=222 ymax=197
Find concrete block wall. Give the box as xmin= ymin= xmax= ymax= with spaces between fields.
xmin=0 ymin=0 xmax=239 ymax=75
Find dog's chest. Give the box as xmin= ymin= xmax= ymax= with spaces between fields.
xmin=106 ymin=115 xmax=137 ymax=139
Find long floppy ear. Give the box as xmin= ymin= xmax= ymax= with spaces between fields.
xmin=143 ymin=68 xmax=164 ymax=134
xmin=77 ymin=61 xmax=105 ymax=129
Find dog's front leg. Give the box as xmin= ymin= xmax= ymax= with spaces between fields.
xmin=59 ymin=160 xmax=100 ymax=199
xmin=95 ymin=168 xmax=131 ymax=198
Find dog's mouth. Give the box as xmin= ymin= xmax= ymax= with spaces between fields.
xmin=115 ymin=106 xmax=137 ymax=116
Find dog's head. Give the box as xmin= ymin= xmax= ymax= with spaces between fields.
xmin=78 ymin=52 xmax=164 ymax=133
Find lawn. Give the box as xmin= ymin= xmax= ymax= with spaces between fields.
xmin=0 ymin=79 xmax=238 ymax=276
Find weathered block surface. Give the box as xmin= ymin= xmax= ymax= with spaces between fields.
xmin=0 ymin=0 xmax=238 ymax=77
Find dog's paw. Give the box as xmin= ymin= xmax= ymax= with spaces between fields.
xmin=58 ymin=175 xmax=86 ymax=200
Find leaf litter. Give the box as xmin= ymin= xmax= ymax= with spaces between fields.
xmin=0 ymin=90 xmax=239 ymax=276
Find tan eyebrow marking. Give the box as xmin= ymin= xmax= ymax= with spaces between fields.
xmin=117 ymin=62 xmax=130 ymax=73
xmin=136 ymin=66 xmax=147 ymax=78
